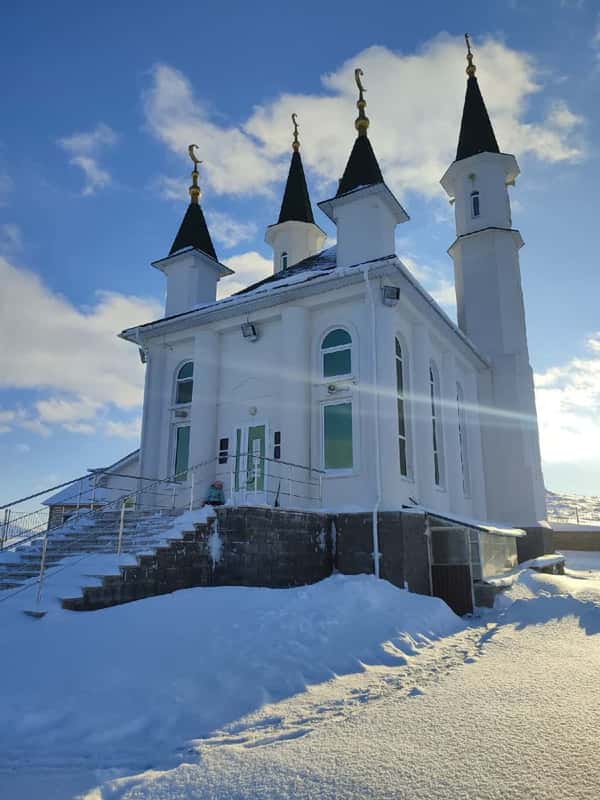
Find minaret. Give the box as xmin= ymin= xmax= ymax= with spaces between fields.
xmin=318 ymin=69 xmax=408 ymax=269
xmin=151 ymin=145 xmax=233 ymax=316
xmin=265 ymin=114 xmax=326 ymax=273
xmin=441 ymin=36 xmax=546 ymax=526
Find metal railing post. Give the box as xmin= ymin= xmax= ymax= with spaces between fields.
xmin=36 ymin=532 xmax=49 ymax=605
xmin=91 ymin=474 xmax=97 ymax=511
xmin=189 ymin=470 xmax=195 ymax=513
xmin=1 ymin=508 xmax=9 ymax=549
xmin=76 ymin=479 xmax=82 ymax=511
xmin=171 ymin=483 xmax=177 ymax=509
xmin=287 ymin=464 xmax=293 ymax=508
xmin=576 ymin=506 xmax=580 ymax=524
xmin=117 ymin=500 xmax=126 ymax=555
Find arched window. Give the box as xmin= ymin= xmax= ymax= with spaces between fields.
xmin=456 ymin=383 xmax=471 ymax=496
xmin=395 ymin=338 xmax=409 ymax=477
xmin=175 ymin=362 xmax=194 ymax=405
xmin=281 ymin=251 xmax=288 ymax=270
xmin=322 ymin=328 xmax=352 ymax=379
xmin=429 ymin=362 xmax=444 ymax=487
xmin=471 ymin=190 xmax=480 ymax=218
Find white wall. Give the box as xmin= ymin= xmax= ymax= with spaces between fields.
xmin=137 ymin=272 xmax=489 ymax=521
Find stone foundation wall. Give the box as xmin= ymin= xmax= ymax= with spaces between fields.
xmin=212 ymin=507 xmax=333 ymax=588
xmin=553 ymin=529 xmax=600 ymax=552
xmin=516 ymin=526 xmax=555 ymax=562
xmin=333 ymin=511 xmax=430 ymax=594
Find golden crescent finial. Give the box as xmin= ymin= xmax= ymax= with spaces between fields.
xmin=187 ymin=144 xmax=202 ymax=204
xmin=188 ymin=143 xmax=202 ymax=166
xmin=291 ymin=113 xmax=300 ymax=151
xmin=354 ymin=68 xmax=369 ymax=136
xmin=465 ymin=33 xmax=476 ymax=77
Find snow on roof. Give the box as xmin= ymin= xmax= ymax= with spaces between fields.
xmin=43 ymin=449 xmax=140 ymax=507
xmin=402 ymin=505 xmax=526 ymax=537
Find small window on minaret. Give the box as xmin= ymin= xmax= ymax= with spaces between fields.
xmin=471 ymin=191 xmax=480 ymax=218
xmin=281 ymin=252 xmax=288 ymax=270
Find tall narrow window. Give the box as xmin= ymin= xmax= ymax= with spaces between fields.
xmin=456 ymin=383 xmax=471 ymax=496
xmin=218 ymin=437 xmax=229 ymax=465
xmin=281 ymin=251 xmax=288 ymax=270
xmin=175 ymin=362 xmax=194 ymax=404
xmin=322 ymin=328 xmax=352 ymax=379
xmin=174 ymin=425 xmax=190 ymax=481
xmin=273 ymin=431 xmax=281 ymax=460
xmin=323 ymin=402 xmax=353 ymax=470
xmin=429 ymin=363 xmax=443 ymax=487
xmin=471 ymin=190 xmax=480 ymax=218
xmin=395 ymin=338 xmax=408 ymax=477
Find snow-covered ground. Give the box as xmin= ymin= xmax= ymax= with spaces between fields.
xmin=1 ymin=554 xmax=600 ymax=799
xmin=546 ymin=488 xmax=600 ymax=523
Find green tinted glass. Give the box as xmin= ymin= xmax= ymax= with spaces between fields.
xmin=176 ymin=379 xmax=193 ymax=404
xmin=324 ymin=403 xmax=353 ymax=469
xmin=322 ymin=329 xmax=351 ymax=349
xmin=323 ymin=349 xmax=351 ymax=378
xmin=174 ymin=426 xmax=190 ymax=481
xmin=178 ymin=362 xmax=193 ymax=380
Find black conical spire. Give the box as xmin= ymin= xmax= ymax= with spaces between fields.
xmin=336 ymin=68 xmax=384 ymax=197
xmin=169 ymin=144 xmax=218 ymax=259
xmin=456 ymin=35 xmax=500 ymax=162
xmin=277 ymin=115 xmax=315 ymax=224
xmin=169 ymin=203 xmax=217 ymax=258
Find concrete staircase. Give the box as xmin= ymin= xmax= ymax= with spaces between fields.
xmin=0 ymin=509 xmax=182 ymax=593
xmin=61 ymin=520 xmax=215 ymax=611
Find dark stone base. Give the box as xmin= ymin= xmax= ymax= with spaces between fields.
xmin=517 ymin=526 xmax=555 ymax=563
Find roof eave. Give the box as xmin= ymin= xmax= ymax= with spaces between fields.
xmin=318 ymin=182 xmax=409 ymax=224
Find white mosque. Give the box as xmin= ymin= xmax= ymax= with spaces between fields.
xmin=113 ymin=39 xmax=546 ymax=533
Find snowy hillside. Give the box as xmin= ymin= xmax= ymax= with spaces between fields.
xmin=1 ymin=556 xmax=600 ymax=799
xmin=546 ymin=488 xmax=600 ymax=523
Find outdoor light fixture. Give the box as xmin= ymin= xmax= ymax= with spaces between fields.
xmin=382 ymin=286 xmax=401 ymax=306
xmin=241 ymin=322 xmax=258 ymax=341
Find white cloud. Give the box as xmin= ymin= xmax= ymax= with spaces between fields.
xmin=0 ymin=256 xmax=161 ymax=437
xmin=58 ymin=123 xmax=118 ymax=196
xmin=143 ymin=66 xmax=279 ymax=197
xmin=15 ymin=443 xmax=30 ymax=453
xmin=0 ymin=223 xmax=23 ymax=254
xmin=105 ymin=416 xmax=142 ymax=439
xmin=219 ymin=250 xmax=273 ymax=297
xmin=206 ymin=212 xmax=257 ymax=249
xmin=535 ymin=332 xmax=600 ymax=464
xmin=144 ymin=36 xmax=585 ymax=203
xmin=400 ymin=254 xmax=456 ymax=312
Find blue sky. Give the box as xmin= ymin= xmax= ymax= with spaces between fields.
xmin=1 ymin=0 xmax=599 ymax=504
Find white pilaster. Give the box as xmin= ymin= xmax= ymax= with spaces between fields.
xmin=280 ymin=307 xmax=311 ymax=482
xmin=189 ymin=330 xmax=219 ymax=504
xmin=410 ymin=322 xmax=435 ymax=507
xmin=440 ymin=350 xmax=462 ymax=514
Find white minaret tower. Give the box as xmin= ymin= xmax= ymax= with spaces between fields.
xmin=152 ymin=145 xmax=233 ymax=316
xmin=265 ymin=114 xmax=326 ymax=273
xmin=441 ymin=36 xmax=546 ymax=528
xmin=318 ymin=69 xmax=408 ymax=268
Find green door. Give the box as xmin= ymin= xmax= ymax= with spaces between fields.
xmin=246 ymin=424 xmax=266 ymax=491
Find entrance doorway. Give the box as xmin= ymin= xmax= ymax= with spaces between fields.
xmin=233 ymin=423 xmax=268 ymax=504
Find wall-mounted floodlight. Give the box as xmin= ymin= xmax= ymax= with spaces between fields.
xmin=241 ymin=322 xmax=258 ymax=341
xmin=382 ymin=285 xmax=400 ymax=307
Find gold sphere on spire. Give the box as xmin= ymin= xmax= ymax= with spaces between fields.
xmin=188 ymin=143 xmax=202 ymax=204
xmin=465 ymin=33 xmax=476 ymax=77
xmin=354 ymin=68 xmax=369 ymax=136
